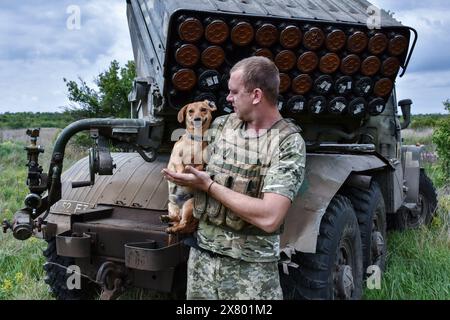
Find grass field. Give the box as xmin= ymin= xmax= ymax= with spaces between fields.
xmin=0 ymin=128 xmax=449 ymax=300
xmin=0 ymin=140 xmax=52 ymax=300
xmin=0 ymin=130 xmax=86 ymax=300
xmin=363 ymin=190 xmax=450 ymax=299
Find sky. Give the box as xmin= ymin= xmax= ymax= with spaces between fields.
xmin=0 ymin=0 xmax=449 ymax=114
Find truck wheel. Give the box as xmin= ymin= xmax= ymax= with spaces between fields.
xmin=395 ymin=170 xmax=438 ymax=230
xmin=43 ymin=237 xmax=98 ymax=300
xmin=280 ymin=195 xmax=363 ymax=300
xmin=341 ymin=182 xmax=387 ymax=272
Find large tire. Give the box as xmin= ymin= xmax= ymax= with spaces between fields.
xmin=280 ymin=195 xmax=363 ymax=300
xmin=43 ymin=237 xmax=98 ymax=300
xmin=395 ymin=170 xmax=438 ymax=230
xmin=341 ymin=181 xmax=387 ymax=272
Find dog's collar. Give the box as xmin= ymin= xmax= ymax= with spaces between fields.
xmin=187 ymin=132 xmax=204 ymax=142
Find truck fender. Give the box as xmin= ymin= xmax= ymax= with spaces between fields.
xmin=281 ymin=153 xmax=387 ymax=254
xmin=51 ymin=153 xmax=169 ymax=211
xmin=43 ymin=153 xmax=170 ymax=237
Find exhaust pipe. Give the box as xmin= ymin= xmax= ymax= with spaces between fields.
xmin=399 ymin=99 xmax=412 ymax=129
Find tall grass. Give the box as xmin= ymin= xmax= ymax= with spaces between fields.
xmin=0 ymin=235 xmax=52 ymax=300
xmin=0 ymin=133 xmax=87 ymax=300
xmin=364 ymin=126 xmax=449 ymax=299
xmin=402 ymin=128 xmax=435 ymax=147
xmin=364 ymin=190 xmax=450 ymax=300
xmin=0 ymin=141 xmax=51 ymax=299
xmin=0 ymin=141 xmax=28 ymax=221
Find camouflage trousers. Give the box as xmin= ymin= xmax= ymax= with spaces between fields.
xmin=186 ymin=247 xmax=283 ymax=300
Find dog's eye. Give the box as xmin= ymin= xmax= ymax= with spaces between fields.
xmin=200 ymin=108 xmax=207 ymax=112
xmin=188 ymin=109 xmax=194 ymax=114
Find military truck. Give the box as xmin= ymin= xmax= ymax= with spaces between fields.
xmin=3 ymin=0 xmax=438 ymax=300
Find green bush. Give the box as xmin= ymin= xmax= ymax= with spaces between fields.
xmin=410 ymin=114 xmax=446 ymax=129
xmin=432 ymin=101 xmax=450 ymax=186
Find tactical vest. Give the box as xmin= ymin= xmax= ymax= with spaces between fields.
xmin=193 ymin=114 xmax=301 ymax=235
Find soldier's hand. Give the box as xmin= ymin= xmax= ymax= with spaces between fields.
xmin=162 ymin=166 xmax=212 ymax=192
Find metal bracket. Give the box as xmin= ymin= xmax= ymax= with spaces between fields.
xmin=96 ymin=261 xmax=127 ymax=300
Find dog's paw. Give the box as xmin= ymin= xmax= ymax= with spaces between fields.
xmin=165 ymin=226 xmax=177 ymax=234
xmin=180 ymin=220 xmax=199 ymax=234
xmin=168 ymin=219 xmax=199 ymax=235
xmin=160 ymin=214 xmax=176 ymax=223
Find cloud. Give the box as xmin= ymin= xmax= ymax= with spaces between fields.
xmin=396 ymin=70 xmax=450 ymax=113
xmin=0 ymin=0 xmax=133 ymax=113
xmin=394 ymin=9 xmax=450 ymax=74
xmin=0 ymin=59 xmax=87 ymax=112
xmin=0 ymin=1 xmax=123 ymax=63
xmin=370 ymin=0 xmax=449 ymax=12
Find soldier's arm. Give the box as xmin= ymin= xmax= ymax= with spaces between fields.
xmin=208 ymin=183 xmax=292 ymax=233
xmin=162 ymin=167 xmax=290 ymax=233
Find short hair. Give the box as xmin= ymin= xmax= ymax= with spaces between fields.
xmin=230 ymin=56 xmax=280 ymax=105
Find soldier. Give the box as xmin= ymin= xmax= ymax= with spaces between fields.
xmin=162 ymin=56 xmax=306 ymax=300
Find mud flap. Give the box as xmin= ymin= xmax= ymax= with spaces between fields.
xmin=401 ymin=145 xmax=422 ymax=205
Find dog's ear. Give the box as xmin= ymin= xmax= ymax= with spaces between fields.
xmin=206 ymin=100 xmax=217 ymax=112
xmin=177 ymin=104 xmax=189 ymax=123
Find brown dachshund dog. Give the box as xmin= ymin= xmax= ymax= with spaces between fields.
xmin=161 ymin=100 xmax=216 ymax=234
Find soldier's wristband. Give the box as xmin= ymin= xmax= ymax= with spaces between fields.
xmin=207 ymin=181 xmax=216 ymax=194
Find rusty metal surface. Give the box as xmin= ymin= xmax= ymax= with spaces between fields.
xmin=281 ymin=153 xmax=386 ymax=253
xmin=71 ymin=207 xmax=171 ymax=259
xmin=131 ymin=268 xmax=179 ymax=293
xmin=54 ymin=153 xmax=169 ymax=211
xmin=125 ymin=241 xmax=189 ymax=271
xmin=56 ymin=231 xmax=91 ymax=258
xmin=44 ymin=214 xmax=71 ymax=237
xmin=96 ymin=261 xmax=127 ymax=300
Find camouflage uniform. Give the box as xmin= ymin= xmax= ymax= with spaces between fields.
xmin=187 ymin=247 xmax=283 ymax=300
xmin=188 ymin=114 xmax=305 ymax=300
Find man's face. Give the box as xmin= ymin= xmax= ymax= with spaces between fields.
xmin=226 ymin=70 xmax=254 ymax=121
